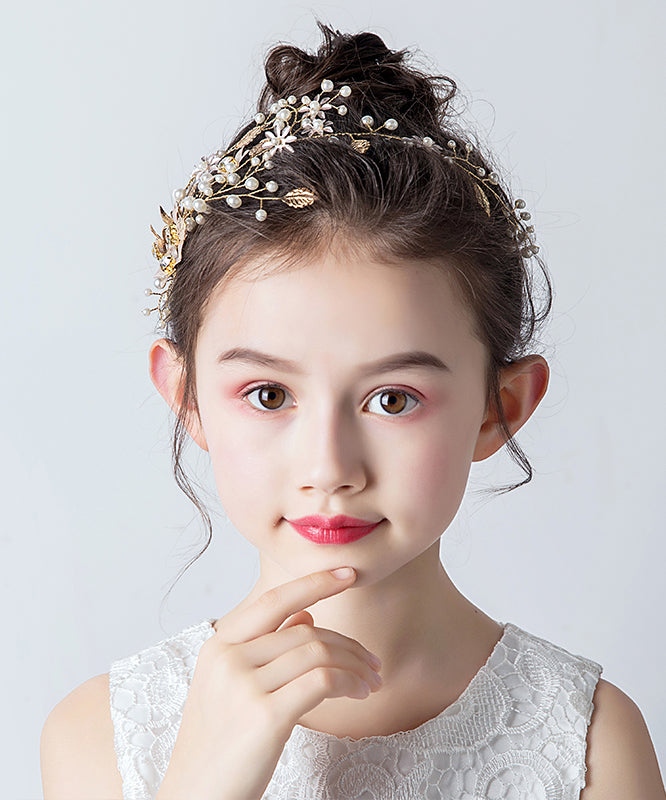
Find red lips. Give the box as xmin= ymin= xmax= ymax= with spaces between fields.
xmin=287 ymin=514 xmax=383 ymax=544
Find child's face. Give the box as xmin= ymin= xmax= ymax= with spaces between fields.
xmin=191 ymin=251 xmax=491 ymax=582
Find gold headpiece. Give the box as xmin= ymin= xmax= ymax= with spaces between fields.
xmin=144 ymin=79 xmax=539 ymax=327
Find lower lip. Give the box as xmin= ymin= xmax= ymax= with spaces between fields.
xmin=288 ymin=520 xmax=383 ymax=544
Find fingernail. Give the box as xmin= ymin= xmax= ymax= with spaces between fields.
xmin=368 ymin=653 xmax=382 ymax=669
xmin=331 ymin=567 xmax=354 ymax=579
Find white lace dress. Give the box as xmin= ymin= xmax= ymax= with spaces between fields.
xmin=109 ymin=619 xmax=602 ymax=799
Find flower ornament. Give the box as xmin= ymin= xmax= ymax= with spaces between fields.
xmin=144 ymin=77 xmax=539 ymax=328
xmin=261 ymin=121 xmax=298 ymax=158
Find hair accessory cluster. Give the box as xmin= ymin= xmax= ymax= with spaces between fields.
xmin=145 ymin=79 xmax=539 ymax=326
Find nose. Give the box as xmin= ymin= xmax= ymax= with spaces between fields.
xmin=295 ymin=396 xmax=368 ymax=495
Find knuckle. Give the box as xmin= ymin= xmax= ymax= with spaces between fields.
xmin=311 ymin=666 xmax=336 ymax=693
xmin=256 ymin=588 xmax=282 ymax=611
xmin=305 ymin=639 xmax=330 ymax=662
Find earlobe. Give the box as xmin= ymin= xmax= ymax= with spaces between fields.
xmin=472 ymin=355 xmax=549 ymax=462
xmin=148 ymin=339 xmax=209 ymax=452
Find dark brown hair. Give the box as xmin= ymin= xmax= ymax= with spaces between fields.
xmin=157 ymin=22 xmax=553 ymax=593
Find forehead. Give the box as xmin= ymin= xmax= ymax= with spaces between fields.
xmin=197 ymin=252 xmax=484 ymax=369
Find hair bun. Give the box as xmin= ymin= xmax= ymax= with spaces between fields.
xmin=259 ymin=21 xmax=457 ymax=132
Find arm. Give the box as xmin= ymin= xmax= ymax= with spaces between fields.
xmin=580 ymin=678 xmax=665 ymax=799
xmin=40 ymin=673 xmax=124 ymax=800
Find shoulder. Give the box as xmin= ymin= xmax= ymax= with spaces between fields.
xmin=40 ymin=673 xmax=124 ymax=800
xmin=580 ymin=678 xmax=665 ymax=799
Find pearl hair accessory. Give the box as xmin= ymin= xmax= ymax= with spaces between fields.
xmin=144 ymin=78 xmax=539 ymax=327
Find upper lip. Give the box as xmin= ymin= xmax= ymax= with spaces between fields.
xmin=288 ymin=514 xmax=382 ymax=529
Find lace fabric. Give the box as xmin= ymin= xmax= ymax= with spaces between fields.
xmin=109 ymin=619 xmax=602 ymax=799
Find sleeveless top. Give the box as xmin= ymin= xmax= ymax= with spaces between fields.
xmin=109 ymin=619 xmax=602 ymax=800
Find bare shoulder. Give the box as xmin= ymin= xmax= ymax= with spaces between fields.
xmin=580 ymin=678 xmax=665 ymax=799
xmin=40 ymin=672 xmax=124 ymax=800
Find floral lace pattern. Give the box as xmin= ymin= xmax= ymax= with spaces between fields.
xmin=109 ymin=620 xmax=602 ymax=799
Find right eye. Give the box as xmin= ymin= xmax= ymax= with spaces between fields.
xmin=242 ymin=383 xmax=294 ymax=412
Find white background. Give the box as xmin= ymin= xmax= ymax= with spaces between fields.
xmin=3 ymin=0 xmax=664 ymax=796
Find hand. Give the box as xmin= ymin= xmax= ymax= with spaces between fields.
xmin=156 ymin=567 xmax=383 ymax=800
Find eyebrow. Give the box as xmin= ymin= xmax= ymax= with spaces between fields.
xmin=216 ymin=347 xmax=450 ymax=376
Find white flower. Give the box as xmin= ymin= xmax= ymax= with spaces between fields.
xmin=298 ymin=93 xmax=332 ymax=123
xmin=301 ymin=117 xmax=333 ymax=136
xmin=261 ymin=121 xmax=297 ymax=157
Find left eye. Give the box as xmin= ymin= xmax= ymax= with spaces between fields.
xmin=365 ymin=389 xmax=419 ymax=416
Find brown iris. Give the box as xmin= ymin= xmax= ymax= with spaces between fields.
xmin=257 ymin=386 xmax=286 ymax=410
xmin=378 ymin=391 xmax=408 ymax=414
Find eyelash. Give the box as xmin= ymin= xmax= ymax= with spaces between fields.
xmin=240 ymin=383 xmax=421 ymax=417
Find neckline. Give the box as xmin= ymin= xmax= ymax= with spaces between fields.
xmin=289 ymin=620 xmax=510 ymax=744
xmin=201 ymin=619 xmax=512 ymax=745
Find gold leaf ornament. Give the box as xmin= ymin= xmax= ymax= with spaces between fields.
xmin=349 ymin=138 xmax=371 ymax=154
xmin=282 ymin=187 xmax=317 ymax=208
xmin=474 ymin=184 xmax=491 ymax=216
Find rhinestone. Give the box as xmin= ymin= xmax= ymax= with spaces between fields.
xmin=254 ymin=112 xmax=266 ymax=124
xmin=321 ymin=79 xmax=334 ymax=91
xmin=361 ymin=115 xmax=374 ymax=127
xmin=226 ymin=195 xmax=242 ymax=208
xmin=265 ymin=180 xmax=278 ymax=192
xmin=287 ymin=95 xmax=297 ymax=104
xmin=384 ymin=118 xmax=398 ymax=130
xmin=339 ymin=85 xmax=351 ymax=97
xmin=255 ymin=208 xmax=267 ymax=221
xmin=337 ymin=105 xmax=348 ymax=116
xmin=515 ymin=199 xmax=526 ymax=209
xmin=244 ymin=177 xmax=259 ymax=190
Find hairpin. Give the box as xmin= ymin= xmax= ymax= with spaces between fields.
xmin=145 ymin=79 xmax=539 ymax=326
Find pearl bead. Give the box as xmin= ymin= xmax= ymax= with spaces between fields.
xmin=384 ymin=118 xmax=398 ymax=130
xmin=181 ymin=196 xmax=194 ymax=210
xmin=255 ymin=208 xmax=267 ymax=221
xmin=477 ymin=167 xmax=486 ymax=177
xmin=278 ymin=98 xmax=288 ymax=107
xmin=214 ymin=173 xmax=226 ymax=183
xmin=226 ymin=195 xmax=242 ymax=208
xmin=173 ymin=188 xmax=185 ymax=202
xmin=301 ymin=96 xmax=310 ymax=105
xmin=154 ymin=278 xmax=164 ymax=288
xmin=185 ymin=217 xmax=196 ymax=231
xmin=193 ymin=198 xmax=207 ymax=212
xmin=515 ymin=199 xmax=526 ymax=209
xmin=251 ymin=156 xmax=261 ymax=166
xmin=361 ymin=115 xmax=374 ymax=127
xmin=337 ymin=105 xmax=347 ymax=116
xmin=340 ymin=85 xmax=351 ymax=97
xmin=203 ymin=186 xmax=214 ymax=197
xmin=287 ymin=95 xmax=297 ymax=104
xmin=142 ymin=308 xmax=151 ymax=316
xmin=226 ymin=173 xmax=240 ymax=185
xmin=321 ymin=79 xmax=334 ymax=91
xmin=244 ymin=177 xmax=259 ymax=190
xmin=269 ymin=103 xmax=278 ymax=113
xmin=144 ymin=288 xmax=152 ymax=296
xmin=520 ymin=211 xmax=531 ymax=220
xmin=447 ymin=140 xmax=457 ymax=149
xmin=489 ymin=172 xmax=499 ymax=183
xmin=422 ymin=136 xmax=434 ymax=146
xmin=195 ymin=214 xmax=205 ymax=225
xmin=265 ymin=180 xmax=278 ymax=192
xmin=254 ymin=112 xmax=265 ymax=124
xmin=277 ymin=109 xmax=291 ymax=121
xmin=264 ymin=160 xmax=273 ymax=169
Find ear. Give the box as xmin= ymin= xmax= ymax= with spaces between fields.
xmin=148 ymin=339 xmax=208 ymax=452
xmin=472 ymin=355 xmax=549 ymax=462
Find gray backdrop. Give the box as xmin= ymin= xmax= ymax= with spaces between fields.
xmin=3 ymin=0 xmax=664 ymax=796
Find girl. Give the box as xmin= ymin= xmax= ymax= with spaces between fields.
xmin=40 ymin=23 xmax=664 ymax=800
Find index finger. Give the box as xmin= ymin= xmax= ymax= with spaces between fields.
xmin=216 ymin=568 xmax=356 ymax=645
